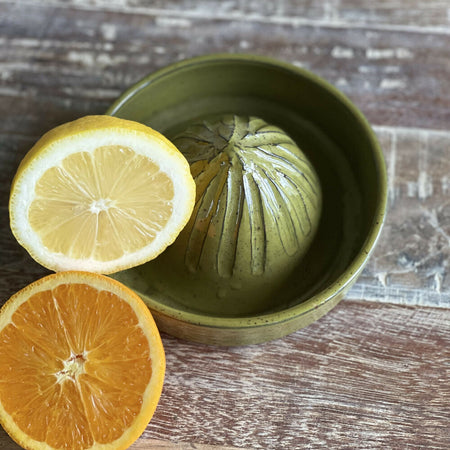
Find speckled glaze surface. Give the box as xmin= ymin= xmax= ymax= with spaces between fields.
xmin=141 ymin=114 xmax=322 ymax=316
xmin=107 ymin=54 xmax=387 ymax=346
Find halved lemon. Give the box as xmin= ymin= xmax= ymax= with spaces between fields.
xmin=0 ymin=271 xmax=165 ymax=450
xmin=9 ymin=115 xmax=195 ymax=274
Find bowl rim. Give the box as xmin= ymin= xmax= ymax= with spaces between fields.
xmin=106 ymin=53 xmax=387 ymax=330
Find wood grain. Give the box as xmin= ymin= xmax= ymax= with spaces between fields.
xmin=142 ymin=301 xmax=449 ymax=449
xmin=349 ymin=126 xmax=450 ymax=308
xmin=6 ymin=0 xmax=450 ymax=28
xmin=0 ymin=1 xmax=449 ymax=449
xmin=0 ymin=1 xmax=449 ymax=133
xmin=1 ymin=301 xmax=447 ymax=449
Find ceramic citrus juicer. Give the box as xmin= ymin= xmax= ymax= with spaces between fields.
xmin=135 ymin=114 xmax=322 ymax=316
xmin=108 ymin=54 xmax=387 ymax=345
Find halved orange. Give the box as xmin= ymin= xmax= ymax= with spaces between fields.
xmin=0 ymin=271 xmax=165 ymax=450
xmin=9 ymin=115 xmax=196 ymax=274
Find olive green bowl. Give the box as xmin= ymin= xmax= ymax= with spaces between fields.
xmin=106 ymin=54 xmax=387 ymax=346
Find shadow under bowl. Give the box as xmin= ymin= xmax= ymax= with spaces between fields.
xmin=106 ymin=54 xmax=387 ymax=346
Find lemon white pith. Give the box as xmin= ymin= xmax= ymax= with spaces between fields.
xmin=9 ymin=115 xmax=196 ymax=274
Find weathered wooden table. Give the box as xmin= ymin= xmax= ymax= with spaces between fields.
xmin=1 ymin=1 xmax=449 ymax=449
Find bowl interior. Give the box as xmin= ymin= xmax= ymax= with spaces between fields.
xmin=107 ymin=55 xmax=385 ymax=324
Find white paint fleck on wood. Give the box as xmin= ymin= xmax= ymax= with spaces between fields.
xmin=335 ymin=77 xmax=349 ymax=87
xmin=417 ymin=132 xmax=432 ymax=200
xmin=434 ymin=272 xmax=443 ymax=293
xmin=441 ymin=175 xmax=450 ymax=195
xmin=395 ymin=47 xmax=414 ymax=59
xmin=376 ymin=271 xmax=388 ymax=287
xmin=423 ymin=208 xmax=450 ymax=245
xmin=384 ymin=65 xmax=401 ymax=73
xmin=387 ymin=128 xmax=397 ymax=205
xmin=155 ymin=16 xmax=192 ymax=28
xmin=66 ymin=50 xmax=96 ymax=66
xmin=331 ymin=46 xmax=354 ymax=58
xmin=154 ymin=46 xmax=167 ymax=54
xmin=407 ymin=181 xmax=417 ymax=197
xmin=100 ymin=23 xmax=117 ymax=40
xmin=379 ymin=78 xmax=407 ymax=89
xmin=417 ymin=170 xmax=433 ymax=200
xmin=239 ymin=40 xmax=251 ymax=49
xmin=367 ymin=48 xmax=397 ymax=59
xmin=366 ymin=47 xmax=414 ymax=60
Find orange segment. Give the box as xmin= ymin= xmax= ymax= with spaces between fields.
xmin=0 ymin=272 xmax=165 ymax=450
